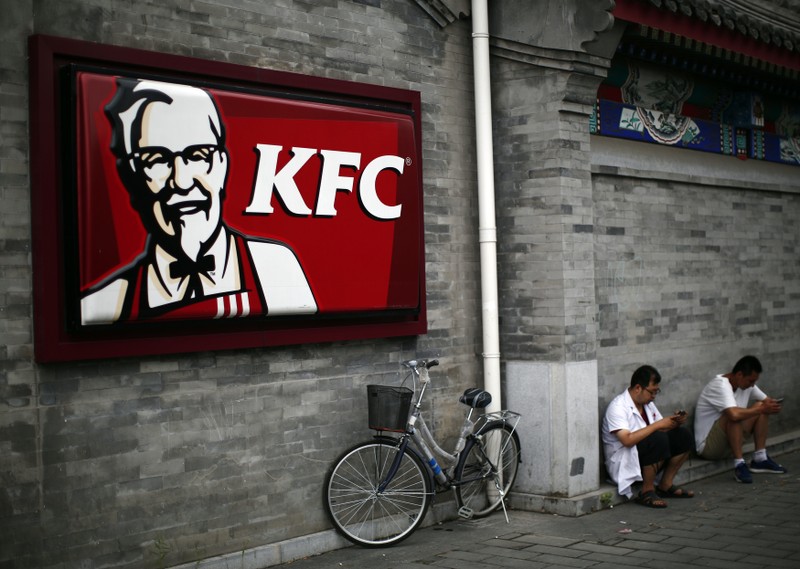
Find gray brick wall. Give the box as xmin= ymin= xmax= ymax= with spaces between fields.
xmin=1 ymin=1 xmax=37 ymax=564
xmin=594 ymin=172 xmax=800 ymax=434
xmin=3 ymin=1 xmax=800 ymax=567
xmin=492 ymin=60 xmax=601 ymax=364
xmin=1 ymin=1 xmax=483 ymax=567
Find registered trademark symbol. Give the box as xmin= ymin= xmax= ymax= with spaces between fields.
xmin=406 ymin=157 xmax=412 ymax=166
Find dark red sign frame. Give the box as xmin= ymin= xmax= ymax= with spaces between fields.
xmin=29 ymin=35 xmax=427 ymax=362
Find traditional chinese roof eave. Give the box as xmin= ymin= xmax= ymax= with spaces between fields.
xmin=615 ymin=0 xmax=800 ymax=71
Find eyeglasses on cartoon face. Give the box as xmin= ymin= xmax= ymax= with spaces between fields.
xmin=128 ymin=145 xmax=220 ymax=178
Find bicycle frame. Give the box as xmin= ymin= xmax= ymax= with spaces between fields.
xmin=324 ymin=358 xmax=523 ymax=547
xmin=376 ymin=360 xmax=520 ymax=496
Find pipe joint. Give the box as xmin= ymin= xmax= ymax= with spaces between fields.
xmin=478 ymin=227 xmax=497 ymax=243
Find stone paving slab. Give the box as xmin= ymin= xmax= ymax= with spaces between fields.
xmin=276 ymin=450 xmax=800 ymax=569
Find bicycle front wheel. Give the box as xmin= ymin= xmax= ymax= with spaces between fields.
xmin=324 ymin=439 xmax=432 ymax=547
xmin=453 ymin=422 xmax=521 ymax=518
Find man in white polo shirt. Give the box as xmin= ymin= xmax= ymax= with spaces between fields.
xmin=694 ymin=355 xmax=785 ymax=483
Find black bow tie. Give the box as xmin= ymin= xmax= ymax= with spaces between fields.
xmin=169 ymin=255 xmax=215 ymax=299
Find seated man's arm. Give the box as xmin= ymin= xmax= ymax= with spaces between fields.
xmin=722 ymin=399 xmax=781 ymax=422
xmin=614 ymin=416 xmax=677 ymax=448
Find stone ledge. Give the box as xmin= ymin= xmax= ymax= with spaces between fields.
xmin=676 ymin=427 xmax=800 ymax=485
xmin=508 ymin=428 xmax=800 ymax=517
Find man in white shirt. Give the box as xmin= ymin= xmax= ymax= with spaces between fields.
xmin=602 ymin=365 xmax=695 ymax=508
xmin=694 ymin=355 xmax=785 ymax=483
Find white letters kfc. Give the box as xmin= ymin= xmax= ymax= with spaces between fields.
xmin=247 ymin=144 xmax=404 ymax=220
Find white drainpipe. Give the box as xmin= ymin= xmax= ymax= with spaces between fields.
xmin=471 ymin=0 xmax=501 ymax=413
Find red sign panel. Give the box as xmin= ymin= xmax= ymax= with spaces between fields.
xmin=29 ymin=36 xmax=426 ymax=361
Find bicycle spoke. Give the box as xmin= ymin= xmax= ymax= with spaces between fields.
xmin=324 ymin=441 xmax=431 ymax=546
xmin=453 ymin=424 xmax=520 ymax=518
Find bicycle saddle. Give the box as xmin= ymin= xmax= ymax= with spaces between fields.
xmin=459 ymin=388 xmax=492 ymax=409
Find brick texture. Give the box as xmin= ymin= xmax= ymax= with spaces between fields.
xmin=594 ymin=174 xmax=800 ymax=429
xmin=2 ymin=1 xmax=800 ymax=568
xmin=1 ymin=1 xmax=483 ymax=568
xmin=492 ymin=60 xmax=601 ymax=364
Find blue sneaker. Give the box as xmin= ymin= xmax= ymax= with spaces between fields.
xmin=734 ymin=462 xmax=753 ymax=483
xmin=749 ymin=456 xmax=787 ymax=474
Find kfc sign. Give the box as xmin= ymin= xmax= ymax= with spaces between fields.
xmin=248 ymin=145 xmax=405 ymax=219
xmin=29 ymin=36 xmax=425 ymax=361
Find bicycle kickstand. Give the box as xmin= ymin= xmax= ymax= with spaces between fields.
xmin=495 ymin=478 xmax=510 ymax=524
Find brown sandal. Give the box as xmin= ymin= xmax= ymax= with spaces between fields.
xmin=657 ymin=485 xmax=694 ymax=498
xmin=635 ymin=490 xmax=668 ymax=508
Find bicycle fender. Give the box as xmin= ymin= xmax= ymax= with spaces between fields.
xmin=472 ymin=421 xmax=522 ymax=462
xmin=371 ymin=434 xmax=403 ymax=446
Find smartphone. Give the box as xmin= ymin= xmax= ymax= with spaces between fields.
xmin=676 ymin=410 xmax=687 ymax=416
xmin=774 ymin=397 xmax=784 ymax=404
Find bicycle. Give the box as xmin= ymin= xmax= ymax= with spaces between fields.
xmin=323 ymin=359 xmax=522 ymax=547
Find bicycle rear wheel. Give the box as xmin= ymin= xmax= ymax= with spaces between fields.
xmin=453 ymin=422 xmax=521 ymax=518
xmin=324 ymin=439 xmax=432 ymax=547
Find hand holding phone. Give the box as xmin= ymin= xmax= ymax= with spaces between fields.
xmin=671 ymin=410 xmax=687 ymax=424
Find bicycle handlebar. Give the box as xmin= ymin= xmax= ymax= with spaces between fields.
xmin=403 ymin=359 xmax=439 ymax=370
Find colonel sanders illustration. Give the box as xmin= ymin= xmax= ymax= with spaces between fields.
xmin=80 ymin=78 xmax=317 ymax=325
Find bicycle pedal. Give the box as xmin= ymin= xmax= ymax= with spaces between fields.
xmin=457 ymin=506 xmax=474 ymax=519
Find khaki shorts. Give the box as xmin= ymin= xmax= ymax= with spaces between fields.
xmin=700 ymin=418 xmax=752 ymax=460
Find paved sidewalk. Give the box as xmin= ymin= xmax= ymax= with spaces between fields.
xmin=280 ymin=450 xmax=800 ymax=569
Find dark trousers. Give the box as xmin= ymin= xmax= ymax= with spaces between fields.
xmin=636 ymin=426 xmax=695 ymax=468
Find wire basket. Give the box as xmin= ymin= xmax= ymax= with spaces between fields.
xmin=367 ymin=385 xmax=413 ymax=432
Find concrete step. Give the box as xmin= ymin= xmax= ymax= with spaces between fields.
xmin=508 ymin=428 xmax=800 ymax=517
